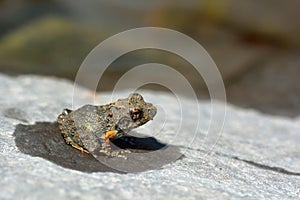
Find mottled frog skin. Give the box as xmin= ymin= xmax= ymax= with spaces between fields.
xmin=57 ymin=93 xmax=157 ymax=157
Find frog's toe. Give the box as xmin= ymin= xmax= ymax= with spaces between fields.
xmin=98 ymin=149 xmax=130 ymax=159
xmin=111 ymin=150 xmax=129 ymax=159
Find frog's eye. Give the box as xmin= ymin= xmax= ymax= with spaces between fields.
xmin=130 ymin=108 xmax=143 ymax=121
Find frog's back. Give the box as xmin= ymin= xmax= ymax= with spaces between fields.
xmin=70 ymin=105 xmax=103 ymax=133
xmin=68 ymin=105 xmax=107 ymax=151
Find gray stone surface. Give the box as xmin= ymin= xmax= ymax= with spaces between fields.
xmin=0 ymin=74 xmax=299 ymax=199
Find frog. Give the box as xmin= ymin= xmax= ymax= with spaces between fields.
xmin=57 ymin=93 xmax=157 ymax=158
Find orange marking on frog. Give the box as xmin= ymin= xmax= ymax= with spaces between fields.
xmin=105 ymin=130 xmax=118 ymax=139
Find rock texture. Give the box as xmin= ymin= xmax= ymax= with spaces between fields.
xmin=0 ymin=74 xmax=299 ymax=199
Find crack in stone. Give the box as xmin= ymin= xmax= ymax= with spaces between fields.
xmin=230 ymin=156 xmax=300 ymax=176
xmin=180 ymin=146 xmax=300 ymax=176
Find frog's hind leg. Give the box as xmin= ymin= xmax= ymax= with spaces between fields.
xmin=57 ymin=111 xmax=90 ymax=154
xmin=71 ymin=143 xmax=90 ymax=154
xmin=64 ymin=136 xmax=90 ymax=154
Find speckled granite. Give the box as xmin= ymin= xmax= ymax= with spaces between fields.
xmin=0 ymin=74 xmax=299 ymax=199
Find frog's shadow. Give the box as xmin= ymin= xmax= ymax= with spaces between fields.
xmin=14 ymin=122 xmax=183 ymax=173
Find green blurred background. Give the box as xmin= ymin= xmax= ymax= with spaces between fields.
xmin=0 ymin=0 xmax=299 ymax=117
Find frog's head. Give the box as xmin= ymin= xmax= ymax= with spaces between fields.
xmin=113 ymin=93 xmax=157 ymax=136
xmin=128 ymin=93 xmax=156 ymax=123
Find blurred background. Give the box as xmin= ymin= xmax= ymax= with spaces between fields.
xmin=0 ymin=0 xmax=299 ymax=117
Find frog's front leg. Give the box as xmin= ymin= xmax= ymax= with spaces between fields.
xmin=97 ymin=130 xmax=130 ymax=158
